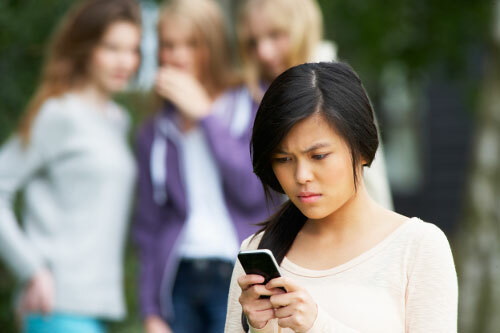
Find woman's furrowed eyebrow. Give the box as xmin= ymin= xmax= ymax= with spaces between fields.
xmin=302 ymin=142 xmax=331 ymax=153
xmin=274 ymin=142 xmax=331 ymax=155
xmin=274 ymin=148 xmax=289 ymax=155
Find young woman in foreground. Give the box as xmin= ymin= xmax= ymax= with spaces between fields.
xmin=224 ymin=62 xmax=458 ymax=332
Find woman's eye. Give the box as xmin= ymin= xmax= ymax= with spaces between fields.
xmin=161 ymin=41 xmax=174 ymax=50
xmin=102 ymin=42 xmax=119 ymax=52
xmin=312 ymin=153 xmax=329 ymax=160
xmin=273 ymin=156 xmax=291 ymax=163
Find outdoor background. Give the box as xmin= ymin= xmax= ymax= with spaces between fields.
xmin=0 ymin=0 xmax=498 ymax=332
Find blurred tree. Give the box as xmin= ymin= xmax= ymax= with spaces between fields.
xmin=456 ymin=1 xmax=500 ymax=331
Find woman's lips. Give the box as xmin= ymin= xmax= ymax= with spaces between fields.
xmin=297 ymin=192 xmax=322 ymax=203
xmin=112 ymin=73 xmax=130 ymax=81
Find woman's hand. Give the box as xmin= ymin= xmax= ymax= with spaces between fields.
xmin=267 ymin=277 xmax=318 ymax=332
xmin=144 ymin=315 xmax=173 ymax=333
xmin=20 ymin=268 xmax=55 ymax=315
xmin=237 ymin=274 xmax=285 ymax=329
xmin=155 ymin=66 xmax=212 ymax=121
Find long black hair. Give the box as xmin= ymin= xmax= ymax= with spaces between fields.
xmin=251 ymin=62 xmax=379 ymax=264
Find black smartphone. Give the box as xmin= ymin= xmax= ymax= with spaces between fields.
xmin=237 ymin=249 xmax=283 ymax=298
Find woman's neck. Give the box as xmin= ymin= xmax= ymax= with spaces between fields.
xmin=303 ymin=182 xmax=381 ymax=243
xmin=75 ymin=83 xmax=111 ymax=110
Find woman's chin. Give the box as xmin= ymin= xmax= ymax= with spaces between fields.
xmin=297 ymin=205 xmax=331 ymax=221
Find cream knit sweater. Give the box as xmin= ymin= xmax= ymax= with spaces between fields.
xmin=225 ymin=218 xmax=457 ymax=332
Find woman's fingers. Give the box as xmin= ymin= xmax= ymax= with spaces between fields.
xmin=238 ymin=274 xmax=265 ymax=290
xmin=277 ymin=315 xmax=304 ymax=330
xmin=266 ymin=276 xmax=300 ymax=292
xmin=155 ymin=68 xmax=179 ymax=99
xmin=272 ymin=290 xmax=318 ymax=332
xmin=274 ymin=304 xmax=296 ymax=318
xmin=19 ymin=269 xmax=55 ymax=314
xmin=154 ymin=65 xmax=212 ymax=119
xmin=269 ymin=291 xmax=294 ymax=308
xmin=23 ymin=286 xmax=38 ymax=312
xmin=273 ymin=299 xmax=310 ymax=320
xmin=246 ymin=309 xmax=275 ymax=330
xmin=241 ymin=284 xmax=277 ymax=300
xmin=237 ymin=275 xmax=308 ymax=330
xmin=40 ymin=288 xmax=53 ymax=314
xmin=155 ymin=76 xmax=176 ymax=96
xmin=243 ymin=298 xmax=274 ymax=312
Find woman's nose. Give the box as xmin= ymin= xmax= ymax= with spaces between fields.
xmin=256 ymin=39 xmax=276 ymax=63
xmin=295 ymin=160 xmax=313 ymax=184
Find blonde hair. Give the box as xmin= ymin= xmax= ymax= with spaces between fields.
xmin=158 ymin=0 xmax=238 ymax=98
xmin=18 ymin=0 xmax=141 ymax=144
xmin=237 ymin=0 xmax=323 ymax=100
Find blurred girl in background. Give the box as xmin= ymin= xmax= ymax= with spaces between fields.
xmin=0 ymin=0 xmax=141 ymax=332
xmin=133 ymin=0 xmax=271 ymax=332
xmin=237 ymin=0 xmax=393 ymax=208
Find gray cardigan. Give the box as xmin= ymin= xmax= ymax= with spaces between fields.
xmin=0 ymin=93 xmax=136 ymax=319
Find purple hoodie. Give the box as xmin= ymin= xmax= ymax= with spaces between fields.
xmin=133 ymin=87 xmax=276 ymax=321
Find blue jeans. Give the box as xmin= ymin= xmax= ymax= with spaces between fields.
xmin=170 ymin=258 xmax=233 ymax=333
xmin=24 ymin=312 xmax=106 ymax=333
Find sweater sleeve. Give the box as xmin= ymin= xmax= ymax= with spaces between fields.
xmin=0 ymin=101 xmax=68 ymax=281
xmin=199 ymin=100 xmax=265 ymax=211
xmin=405 ymin=225 xmax=458 ymax=332
xmin=132 ymin=124 xmax=162 ymax=318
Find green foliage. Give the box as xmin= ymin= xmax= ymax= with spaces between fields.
xmin=0 ymin=269 xmax=16 ymax=332
xmin=0 ymin=0 xmax=75 ymax=143
xmin=319 ymin=0 xmax=491 ymax=85
xmin=106 ymin=245 xmax=143 ymax=333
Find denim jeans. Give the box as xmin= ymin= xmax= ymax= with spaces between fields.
xmin=169 ymin=258 xmax=233 ymax=333
xmin=24 ymin=312 xmax=106 ymax=333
